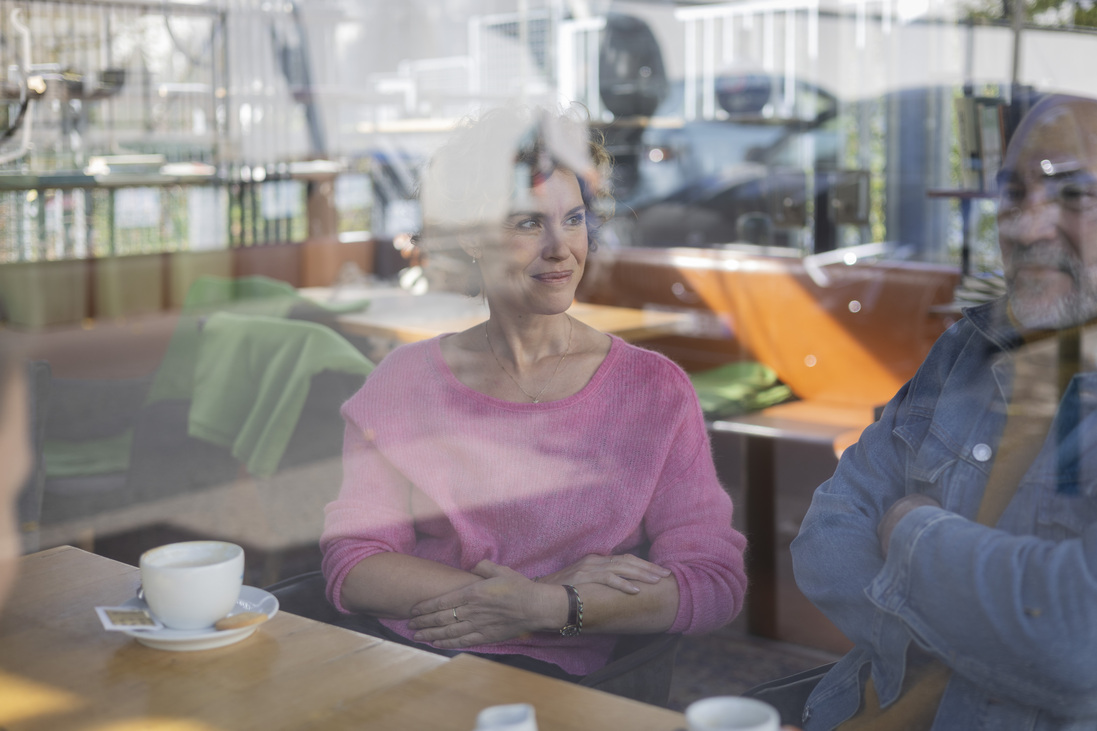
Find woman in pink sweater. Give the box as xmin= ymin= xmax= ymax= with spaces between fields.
xmin=320 ymin=107 xmax=746 ymax=680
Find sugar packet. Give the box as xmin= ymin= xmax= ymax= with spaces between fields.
xmin=95 ymin=606 xmax=164 ymax=632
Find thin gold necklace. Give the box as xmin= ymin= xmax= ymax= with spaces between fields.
xmin=484 ymin=315 xmax=573 ymax=403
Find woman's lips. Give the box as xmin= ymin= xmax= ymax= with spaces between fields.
xmin=533 ymin=271 xmax=572 ymax=284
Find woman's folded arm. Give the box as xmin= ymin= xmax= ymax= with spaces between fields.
xmin=339 ymin=552 xmax=484 ymax=619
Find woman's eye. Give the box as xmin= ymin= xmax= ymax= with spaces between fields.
xmin=566 ymin=213 xmax=585 ymax=226
xmin=515 ymin=218 xmax=540 ymax=231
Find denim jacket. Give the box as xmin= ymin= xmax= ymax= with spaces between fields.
xmin=791 ymin=299 xmax=1097 ymax=730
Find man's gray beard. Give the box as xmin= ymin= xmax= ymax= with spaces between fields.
xmin=1007 ymin=257 xmax=1097 ymax=330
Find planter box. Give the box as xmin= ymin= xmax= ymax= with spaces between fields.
xmin=168 ymin=250 xmax=233 ymax=309
xmin=0 ymin=259 xmax=90 ymax=329
xmin=93 ymin=254 xmax=165 ymax=320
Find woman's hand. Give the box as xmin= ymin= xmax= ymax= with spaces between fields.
xmin=407 ymin=560 xmax=565 ymax=649
xmin=535 ymin=553 xmax=671 ymax=595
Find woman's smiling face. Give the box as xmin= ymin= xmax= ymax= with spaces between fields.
xmin=477 ymin=168 xmax=588 ymax=318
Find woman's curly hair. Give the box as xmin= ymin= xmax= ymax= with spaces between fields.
xmin=417 ymin=105 xmax=614 ymax=289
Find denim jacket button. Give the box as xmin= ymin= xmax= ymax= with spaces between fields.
xmin=972 ymin=443 xmax=992 ymax=462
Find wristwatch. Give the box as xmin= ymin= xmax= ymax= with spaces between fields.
xmin=560 ymin=584 xmax=583 ymax=637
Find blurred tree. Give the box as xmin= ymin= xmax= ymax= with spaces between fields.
xmin=961 ymin=0 xmax=1097 ymax=28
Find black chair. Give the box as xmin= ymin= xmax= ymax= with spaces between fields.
xmin=743 ymin=661 xmax=835 ymax=727
xmin=579 ymin=631 xmax=680 ymax=706
xmin=38 ymin=276 xmax=373 ymax=530
xmin=39 ymin=355 xmax=365 ymax=529
xmin=265 ymin=570 xmax=682 ymax=707
xmin=265 ymin=570 xmax=350 ymax=628
xmin=40 ymin=374 xmax=160 ymax=526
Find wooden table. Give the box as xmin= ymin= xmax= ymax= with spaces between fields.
xmin=310 ymin=654 xmax=685 ymax=729
xmin=0 ymin=547 xmax=686 ymax=730
xmin=299 ymin=287 xmax=691 ymax=344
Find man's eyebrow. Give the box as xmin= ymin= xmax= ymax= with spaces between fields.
xmin=995 ymin=165 xmax=1097 ymax=188
xmin=1048 ymin=168 xmax=1097 ymax=182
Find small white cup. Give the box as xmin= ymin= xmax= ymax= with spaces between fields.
xmin=139 ymin=541 xmax=244 ymax=631
xmin=474 ymin=703 xmax=538 ymax=731
xmin=685 ymin=696 xmax=780 ymax=731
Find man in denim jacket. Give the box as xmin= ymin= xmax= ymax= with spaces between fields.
xmin=792 ymin=94 xmax=1097 ymax=730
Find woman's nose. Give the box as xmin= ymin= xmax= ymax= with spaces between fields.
xmin=541 ymin=225 xmax=568 ymax=258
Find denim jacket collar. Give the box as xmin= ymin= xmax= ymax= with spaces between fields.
xmin=962 ymin=298 xmax=1023 ymax=353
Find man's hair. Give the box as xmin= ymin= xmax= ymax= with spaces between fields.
xmin=1007 ymin=93 xmax=1097 ymax=158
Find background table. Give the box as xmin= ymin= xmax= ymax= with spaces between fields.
xmin=0 ymin=547 xmax=687 ymax=730
xmin=710 ymin=399 xmax=869 ymax=654
xmin=299 ymin=286 xmax=691 ymax=344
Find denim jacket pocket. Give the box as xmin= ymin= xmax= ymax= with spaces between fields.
xmin=1033 ymin=422 xmax=1097 ymax=539
xmin=1036 ymin=482 xmax=1097 ymax=540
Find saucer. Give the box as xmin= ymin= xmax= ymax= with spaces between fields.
xmin=121 ymin=586 xmax=279 ymax=652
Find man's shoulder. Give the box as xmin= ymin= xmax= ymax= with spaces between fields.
xmin=894 ymin=299 xmax=1008 ymax=415
xmin=923 ymin=298 xmax=1013 ymax=363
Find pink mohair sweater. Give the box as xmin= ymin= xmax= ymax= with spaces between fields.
xmin=320 ymin=334 xmax=747 ymax=676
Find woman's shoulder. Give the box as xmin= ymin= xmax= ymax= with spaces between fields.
xmin=602 ymin=337 xmax=697 ymax=401
xmin=358 ymin=339 xmax=437 ymax=386
xmin=342 ymin=338 xmax=442 ymax=414
xmin=377 ymin=337 xmax=439 ymax=369
xmin=610 ymin=337 xmax=692 ymax=381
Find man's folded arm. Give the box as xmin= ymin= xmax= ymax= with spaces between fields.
xmin=869 ymin=505 xmax=1097 ymax=717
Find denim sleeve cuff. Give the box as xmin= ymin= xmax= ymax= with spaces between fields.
xmin=867 ymin=505 xmax=961 ymax=615
xmin=859 ymin=506 xmax=962 ymax=705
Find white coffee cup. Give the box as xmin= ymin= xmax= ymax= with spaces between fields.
xmin=139 ymin=541 xmax=244 ymax=631
xmin=685 ymin=696 xmax=780 ymax=731
xmin=474 ymin=703 xmax=538 ymax=731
